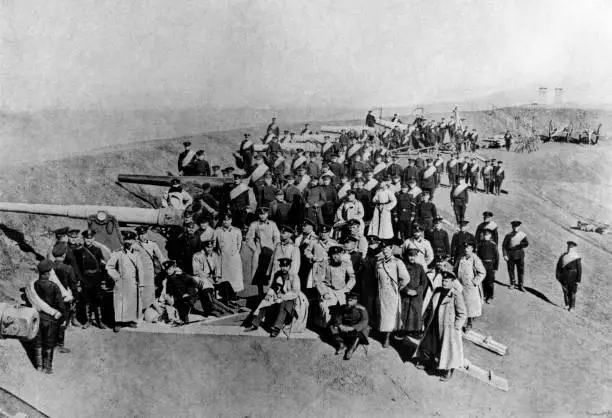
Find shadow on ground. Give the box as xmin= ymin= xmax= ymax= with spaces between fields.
xmin=0 ymin=224 xmax=45 ymax=261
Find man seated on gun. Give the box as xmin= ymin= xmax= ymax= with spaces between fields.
xmin=244 ymin=257 xmax=300 ymax=337
xmin=163 ymin=260 xmax=214 ymax=323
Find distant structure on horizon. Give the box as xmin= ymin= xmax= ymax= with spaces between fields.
xmin=554 ymin=88 xmax=564 ymax=105
xmin=537 ymin=86 xmax=565 ymax=107
xmin=538 ymin=87 xmax=550 ymax=106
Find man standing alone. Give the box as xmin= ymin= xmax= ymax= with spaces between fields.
xmin=502 ymin=221 xmax=529 ymax=291
xmin=556 ymin=241 xmax=582 ymax=312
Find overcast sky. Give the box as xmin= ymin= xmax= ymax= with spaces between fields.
xmin=2 ymin=0 xmax=611 ymax=111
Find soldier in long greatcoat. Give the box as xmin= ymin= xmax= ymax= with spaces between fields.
xmin=214 ymin=213 xmax=245 ymax=293
xmin=106 ymin=231 xmax=144 ymax=332
xmin=454 ymin=241 xmax=486 ymax=331
xmin=376 ymin=241 xmax=410 ymax=348
xmin=368 ymin=181 xmax=397 ymax=240
xmin=132 ymin=226 xmax=166 ymax=310
xmin=416 ymin=269 xmax=466 ymax=382
xmin=246 ymin=207 xmax=280 ymax=295
xmin=399 ymin=248 xmax=428 ymax=337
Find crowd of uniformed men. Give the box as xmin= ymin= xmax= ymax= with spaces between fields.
xmin=29 ymin=112 xmax=582 ymax=381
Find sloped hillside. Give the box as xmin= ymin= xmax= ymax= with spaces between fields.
xmin=1 ymin=108 xmax=611 ymax=417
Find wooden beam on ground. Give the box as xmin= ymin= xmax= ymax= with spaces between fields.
xmin=460 ymin=358 xmax=509 ymax=392
xmin=463 ymin=330 xmax=508 ymax=356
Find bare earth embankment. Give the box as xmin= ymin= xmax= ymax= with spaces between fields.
xmin=0 ymin=107 xmax=611 ymax=417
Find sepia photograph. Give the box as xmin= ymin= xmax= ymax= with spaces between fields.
xmin=0 ymin=1 xmax=611 ymax=417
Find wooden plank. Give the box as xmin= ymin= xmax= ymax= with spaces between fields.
xmin=463 ymin=330 xmax=508 ymax=356
xmin=0 ymin=387 xmax=50 ymax=418
xmin=460 ymin=358 xmax=509 ymax=392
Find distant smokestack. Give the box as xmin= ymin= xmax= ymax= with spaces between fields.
xmin=554 ymin=88 xmax=564 ymax=105
xmin=538 ymin=87 xmax=549 ymax=106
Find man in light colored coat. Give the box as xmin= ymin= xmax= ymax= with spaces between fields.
xmin=132 ymin=226 xmax=166 ymax=311
xmin=376 ymin=240 xmax=410 ymax=348
xmin=454 ymin=241 xmax=486 ymax=331
xmin=314 ymin=246 xmax=356 ymax=327
xmin=106 ymin=230 xmax=144 ymax=332
xmin=214 ymin=213 xmax=245 ymax=294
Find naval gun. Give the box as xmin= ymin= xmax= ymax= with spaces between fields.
xmin=0 ymin=202 xmax=185 ymax=252
xmin=116 ymin=174 xmax=233 ymax=188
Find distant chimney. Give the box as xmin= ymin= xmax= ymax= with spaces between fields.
xmin=538 ymin=87 xmax=549 ymax=106
xmin=554 ymin=88 xmax=564 ymax=105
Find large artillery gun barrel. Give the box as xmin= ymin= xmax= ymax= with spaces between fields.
xmin=0 ymin=202 xmax=184 ymax=226
xmin=117 ymin=174 xmax=232 ymax=187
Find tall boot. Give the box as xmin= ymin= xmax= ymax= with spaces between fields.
xmin=69 ymin=303 xmax=81 ymax=327
xmin=199 ymin=290 xmax=214 ymax=317
xmin=82 ymin=305 xmax=92 ymax=329
xmin=382 ymin=332 xmax=390 ymax=348
xmin=344 ymin=337 xmax=360 ymax=360
xmin=56 ymin=325 xmax=71 ymax=354
xmin=34 ymin=347 xmax=43 ymax=371
xmin=43 ymin=349 xmax=54 ymax=374
xmin=95 ymin=306 xmax=108 ymax=329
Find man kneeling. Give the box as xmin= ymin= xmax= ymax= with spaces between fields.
xmin=244 ymin=257 xmax=300 ymax=337
xmin=328 ymin=291 xmax=370 ymax=360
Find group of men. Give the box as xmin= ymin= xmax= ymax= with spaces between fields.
xmin=365 ymin=109 xmax=480 ymax=153
xmin=27 ymin=113 xmax=583 ymax=380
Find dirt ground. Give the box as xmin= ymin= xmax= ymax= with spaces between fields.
xmin=1 ymin=111 xmax=612 ymax=417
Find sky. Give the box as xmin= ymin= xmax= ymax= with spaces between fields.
xmin=2 ymin=0 xmax=612 ymax=111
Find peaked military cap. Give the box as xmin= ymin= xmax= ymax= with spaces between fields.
xmin=37 ymin=259 xmax=54 ymax=274
xmin=162 ymin=260 xmax=177 ymax=269
xmin=328 ymin=246 xmax=344 ymax=255
xmin=121 ymin=230 xmax=137 ymax=240
xmin=135 ymin=226 xmax=149 ymax=235
xmin=53 ymin=226 xmax=70 ymax=236
xmin=278 ymin=258 xmax=293 ymax=267
xmin=302 ymin=218 xmax=316 ymax=227
xmin=346 ymin=291 xmax=360 ymax=299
